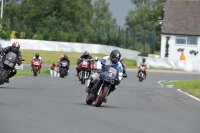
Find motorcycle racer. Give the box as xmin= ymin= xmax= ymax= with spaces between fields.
xmin=76 ymin=51 xmax=93 ymax=78
xmin=3 ymin=42 xmax=22 ymax=83
xmin=85 ymin=49 xmax=124 ymax=102
xmin=137 ymin=58 xmax=148 ymax=78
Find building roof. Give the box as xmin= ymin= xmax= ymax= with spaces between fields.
xmin=162 ymin=0 xmax=200 ymax=36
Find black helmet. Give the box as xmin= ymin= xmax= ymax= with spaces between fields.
xmin=63 ymin=54 xmax=68 ymax=58
xmin=110 ymin=49 xmax=121 ymax=64
xmin=84 ymin=51 xmax=89 ymax=56
xmin=142 ymin=58 xmax=146 ymax=63
xmin=53 ymin=63 xmax=56 ymax=66
xmin=35 ymin=53 xmax=39 ymax=59
xmin=83 ymin=51 xmax=89 ymax=58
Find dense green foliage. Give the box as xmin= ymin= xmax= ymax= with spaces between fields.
xmin=1 ymin=0 xmax=165 ymax=52
xmin=126 ymin=0 xmax=165 ymax=51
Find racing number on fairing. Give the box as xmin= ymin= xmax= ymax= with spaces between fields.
xmin=108 ymin=67 xmax=117 ymax=75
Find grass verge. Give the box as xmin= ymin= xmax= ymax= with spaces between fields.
xmin=21 ymin=50 xmax=137 ymax=69
xmin=15 ymin=69 xmax=50 ymax=77
xmin=163 ymin=79 xmax=200 ymax=99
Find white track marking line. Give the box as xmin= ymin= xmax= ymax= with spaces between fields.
xmin=158 ymin=80 xmax=164 ymax=87
xmin=158 ymin=80 xmax=200 ymax=102
xmin=177 ymin=89 xmax=200 ymax=102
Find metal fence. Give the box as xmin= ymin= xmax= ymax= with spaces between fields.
xmin=8 ymin=20 xmax=156 ymax=54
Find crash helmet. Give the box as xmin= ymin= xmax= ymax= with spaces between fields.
xmin=142 ymin=58 xmax=146 ymax=63
xmin=12 ymin=42 xmax=20 ymax=52
xmin=110 ymin=49 xmax=121 ymax=64
xmin=35 ymin=53 xmax=39 ymax=59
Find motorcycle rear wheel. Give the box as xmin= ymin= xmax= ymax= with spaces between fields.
xmin=94 ymin=87 xmax=108 ymax=107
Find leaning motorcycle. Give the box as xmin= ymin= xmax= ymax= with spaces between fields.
xmin=0 ymin=52 xmax=17 ymax=85
xmin=138 ymin=66 xmax=145 ymax=82
xmin=79 ymin=59 xmax=91 ymax=84
xmin=31 ymin=59 xmax=41 ymax=76
xmin=59 ymin=61 xmax=69 ymax=78
xmin=86 ymin=66 xmax=121 ymax=107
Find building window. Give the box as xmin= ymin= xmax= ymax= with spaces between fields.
xmin=187 ymin=36 xmax=197 ymax=45
xmin=176 ymin=36 xmax=198 ymax=45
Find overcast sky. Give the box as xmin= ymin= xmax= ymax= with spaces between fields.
xmin=107 ymin=0 xmax=135 ymax=27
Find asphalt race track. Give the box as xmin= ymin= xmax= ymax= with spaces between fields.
xmin=0 ymin=66 xmax=200 ymax=133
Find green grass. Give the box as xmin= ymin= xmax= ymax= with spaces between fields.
xmin=20 ymin=50 xmax=137 ymax=68
xmin=163 ymin=79 xmax=200 ymax=99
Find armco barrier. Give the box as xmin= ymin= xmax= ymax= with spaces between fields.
xmin=0 ymin=39 xmax=140 ymax=60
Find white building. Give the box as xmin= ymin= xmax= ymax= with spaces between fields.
xmin=161 ymin=0 xmax=200 ymax=61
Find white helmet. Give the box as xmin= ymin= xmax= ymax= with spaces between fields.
xmin=95 ymin=57 xmax=98 ymax=61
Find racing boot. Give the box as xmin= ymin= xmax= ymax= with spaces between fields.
xmin=85 ymin=82 xmax=94 ymax=93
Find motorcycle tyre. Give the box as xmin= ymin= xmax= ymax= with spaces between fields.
xmin=60 ymin=69 xmax=65 ymax=78
xmin=139 ymin=72 xmax=143 ymax=82
xmin=0 ymin=70 xmax=7 ymax=84
xmin=86 ymin=94 xmax=93 ymax=105
xmin=94 ymin=87 xmax=108 ymax=107
xmin=33 ymin=68 xmax=37 ymax=76
xmin=81 ymin=72 xmax=85 ymax=84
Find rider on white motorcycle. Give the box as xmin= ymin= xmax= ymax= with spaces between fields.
xmin=137 ymin=58 xmax=148 ymax=78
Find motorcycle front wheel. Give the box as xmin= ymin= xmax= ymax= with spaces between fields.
xmin=86 ymin=94 xmax=93 ymax=105
xmin=0 ymin=70 xmax=7 ymax=84
xmin=139 ymin=72 xmax=143 ymax=82
xmin=94 ymin=86 xmax=109 ymax=107
xmin=60 ymin=69 xmax=65 ymax=78
xmin=81 ymin=72 xmax=85 ymax=84
xmin=33 ymin=68 xmax=37 ymax=76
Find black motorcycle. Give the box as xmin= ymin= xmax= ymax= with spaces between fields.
xmin=86 ymin=66 xmax=123 ymax=107
xmin=0 ymin=52 xmax=17 ymax=84
xmin=59 ymin=61 xmax=69 ymax=78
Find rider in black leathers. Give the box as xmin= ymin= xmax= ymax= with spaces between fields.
xmin=76 ymin=51 xmax=93 ymax=77
xmin=3 ymin=42 xmax=22 ymax=83
xmin=59 ymin=54 xmax=70 ymax=72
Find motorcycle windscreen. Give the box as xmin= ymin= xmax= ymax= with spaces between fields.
xmin=33 ymin=59 xmax=40 ymax=66
xmin=4 ymin=52 xmax=17 ymax=67
xmin=101 ymin=68 xmax=118 ymax=82
xmin=81 ymin=60 xmax=89 ymax=68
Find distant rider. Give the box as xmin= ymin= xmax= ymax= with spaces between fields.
xmin=58 ymin=54 xmax=70 ymax=72
xmin=3 ymin=42 xmax=22 ymax=83
xmin=137 ymin=58 xmax=148 ymax=78
xmin=76 ymin=51 xmax=93 ymax=77
xmin=32 ymin=53 xmax=43 ymax=73
xmin=91 ymin=57 xmax=99 ymax=73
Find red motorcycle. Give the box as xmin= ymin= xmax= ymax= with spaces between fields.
xmin=31 ymin=59 xmax=41 ymax=76
xmin=78 ymin=59 xmax=91 ymax=84
xmin=91 ymin=62 xmax=97 ymax=74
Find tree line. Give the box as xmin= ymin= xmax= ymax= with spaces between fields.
xmin=0 ymin=0 xmax=165 ymax=52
